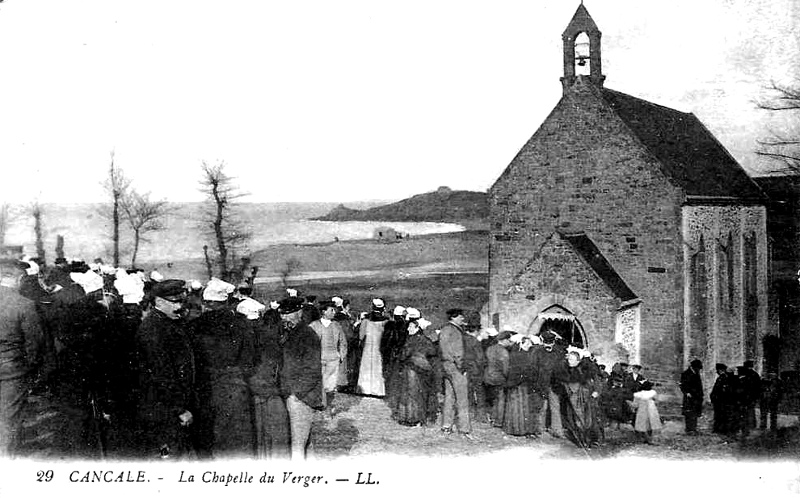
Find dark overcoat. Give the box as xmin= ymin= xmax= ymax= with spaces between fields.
xmin=192 ymin=308 xmax=258 ymax=457
xmin=134 ymin=310 xmax=195 ymax=455
xmin=281 ymin=322 xmax=323 ymax=409
xmin=680 ymin=367 xmax=704 ymax=415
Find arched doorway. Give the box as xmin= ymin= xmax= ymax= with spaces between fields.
xmin=530 ymin=305 xmax=587 ymax=348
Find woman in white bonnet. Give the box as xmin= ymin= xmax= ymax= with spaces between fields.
xmin=356 ymin=298 xmax=389 ymax=397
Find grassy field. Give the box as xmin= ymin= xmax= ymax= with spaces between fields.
xmin=249 ymin=229 xmax=488 ymax=274
xmin=141 ymin=229 xmax=488 ymax=286
xmin=252 ymin=272 xmax=489 ymax=326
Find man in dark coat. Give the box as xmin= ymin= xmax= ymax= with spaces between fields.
xmin=679 ymin=359 xmax=704 ymax=435
xmin=759 ymin=371 xmax=783 ymax=431
xmin=710 ymin=363 xmax=734 ymax=435
xmin=737 ymin=360 xmax=762 ymax=436
xmin=0 ymin=259 xmax=45 ymax=457
xmin=134 ymin=279 xmax=196 ymax=459
xmin=280 ymin=296 xmax=323 ymax=460
xmin=191 ymin=278 xmax=258 ymax=458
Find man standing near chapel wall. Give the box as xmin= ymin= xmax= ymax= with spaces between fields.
xmin=439 ymin=308 xmax=472 ymax=439
xmin=680 ymin=359 xmax=704 ymax=435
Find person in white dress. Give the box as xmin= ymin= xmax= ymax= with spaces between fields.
xmin=357 ymin=299 xmax=389 ymax=397
xmin=632 ymin=380 xmax=662 ymax=444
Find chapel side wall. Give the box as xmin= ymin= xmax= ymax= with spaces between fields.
xmin=489 ymin=81 xmax=686 ymax=383
xmin=682 ymin=205 xmax=769 ymax=383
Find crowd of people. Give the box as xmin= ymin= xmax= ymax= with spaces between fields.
xmin=0 ymin=255 xmax=786 ymax=461
xmin=680 ymin=359 xmax=784 ymax=439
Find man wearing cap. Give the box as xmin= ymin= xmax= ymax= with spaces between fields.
xmin=309 ymin=301 xmax=348 ymax=416
xmin=279 ymin=296 xmax=323 ymax=460
xmin=0 ymin=258 xmax=45 ymax=456
xmin=192 ymin=277 xmax=258 ymax=458
xmin=679 ymin=359 xmax=704 ymax=435
xmin=134 ymin=278 xmax=196 ymax=458
xmin=439 ymin=308 xmax=473 ymax=438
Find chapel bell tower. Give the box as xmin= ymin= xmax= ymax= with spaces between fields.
xmin=561 ymin=3 xmax=605 ymax=90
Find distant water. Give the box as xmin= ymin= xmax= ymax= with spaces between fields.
xmin=3 ymin=202 xmax=464 ymax=264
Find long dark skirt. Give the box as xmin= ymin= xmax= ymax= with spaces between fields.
xmin=601 ymin=387 xmax=633 ymax=425
xmin=253 ymin=394 xmax=290 ymax=459
xmin=487 ymin=385 xmax=505 ymax=427
xmin=502 ymin=384 xmax=542 ymax=436
xmin=195 ymin=374 xmax=255 ymax=458
xmin=346 ymin=338 xmax=363 ymax=390
xmin=392 ymin=366 xmax=437 ymax=426
xmin=562 ymin=382 xmax=604 ymax=448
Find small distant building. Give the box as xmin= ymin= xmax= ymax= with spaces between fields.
xmin=374 ymin=226 xmax=399 ymax=242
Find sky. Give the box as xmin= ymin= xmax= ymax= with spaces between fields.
xmin=0 ymin=0 xmax=798 ymax=204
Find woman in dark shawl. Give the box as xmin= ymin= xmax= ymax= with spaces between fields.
xmin=559 ymin=350 xmax=604 ymax=449
xmin=501 ymin=335 xmax=543 ymax=437
xmin=391 ymin=319 xmax=439 ymax=426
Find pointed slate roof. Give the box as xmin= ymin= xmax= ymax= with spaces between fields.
xmin=562 ymin=4 xmax=599 ymax=36
xmin=601 ymin=88 xmax=765 ymax=201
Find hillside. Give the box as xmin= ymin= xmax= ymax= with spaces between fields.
xmin=314 ymin=187 xmax=488 ymax=222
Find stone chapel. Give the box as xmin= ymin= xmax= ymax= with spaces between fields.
xmin=488 ymin=4 xmax=770 ymax=387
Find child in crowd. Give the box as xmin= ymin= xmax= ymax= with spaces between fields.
xmin=632 ymin=381 xmax=662 ymax=444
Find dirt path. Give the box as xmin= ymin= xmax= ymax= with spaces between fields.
xmin=308 ymin=393 xmax=800 ymax=462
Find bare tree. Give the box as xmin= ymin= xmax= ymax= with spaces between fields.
xmin=757 ymin=81 xmax=800 ymax=175
xmin=102 ymin=151 xmax=131 ymax=267
xmin=122 ymin=191 xmax=171 ymax=268
xmin=198 ymin=161 xmax=251 ymax=280
xmin=30 ymin=202 xmax=45 ymax=263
